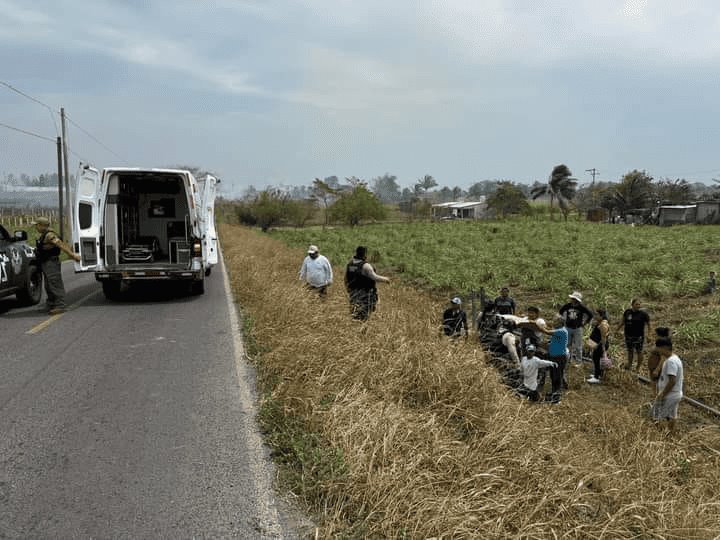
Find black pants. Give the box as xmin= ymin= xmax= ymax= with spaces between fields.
xmin=592 ymin=345 xmax=604 ymax=379
xmin=548 ymin=355 xmax=567 ymax=400
xmin=349 ymin=288 xmax=377 ymax=320
xmin=41 ymin=257 xmax=66 ymax=309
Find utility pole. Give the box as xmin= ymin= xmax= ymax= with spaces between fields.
xmin=586 ymin=168 xmax=598 ymax=185
xmin=56 ymin=137 xmax=64 ymax=239
xmin=60 ymin=107 xmax=71 ymax=237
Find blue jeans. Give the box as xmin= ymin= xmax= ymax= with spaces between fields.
xmin=567 ymin=327 xmax=583 ymax=362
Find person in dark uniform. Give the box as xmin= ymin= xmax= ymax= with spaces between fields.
xmin=344 ymin=246 xmax=390 ymax=321
xmin=442 ymin=297 xmax=468 ymax=339
xmin=494 ymin=287 xmax=516 ymax=315
xmin=34 ymin=217 xmax=81 ymax=314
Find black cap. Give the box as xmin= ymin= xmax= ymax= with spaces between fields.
xmin=355 ymin=246 xmax=367 ymax=259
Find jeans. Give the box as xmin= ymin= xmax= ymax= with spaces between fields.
xmin=548 ymin=355 xmax=568 ymax=400
xmin=567 ymin=327 xmax=583 ymax=362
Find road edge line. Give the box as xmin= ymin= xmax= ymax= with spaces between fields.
xmin=219 ymin=249 xmax=285 ymax=538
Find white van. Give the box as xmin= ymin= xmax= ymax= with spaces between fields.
xmin=72 ymin=165 xmax=219 ymax=299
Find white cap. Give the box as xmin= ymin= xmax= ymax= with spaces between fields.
xmin=308 ymin=245 xmax=319 ymax=254
xmin=526 ymin=344 xmax=536 ymax=352
xmin=451 ymin=297 xmax=462 ymax=305
xmin=569 ymin=291 xmax=583 ymax=302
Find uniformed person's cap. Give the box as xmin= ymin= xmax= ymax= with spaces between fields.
xmin=33 ymin=217 xmax=51 ymax=226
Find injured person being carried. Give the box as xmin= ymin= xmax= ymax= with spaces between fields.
xmin=496 ymin=307 xmax=555 ymax=365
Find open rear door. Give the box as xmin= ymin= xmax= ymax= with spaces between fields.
xmin=199 ymin=174 xmax=219 ymax=267
xmin=72 ymin=164 xmax=102 ymax=272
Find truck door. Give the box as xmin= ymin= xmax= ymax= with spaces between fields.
xmin=199 ymin=174 xmax=219 ymax=266
xmin=73 ymin=164 xmax=102 ymax=271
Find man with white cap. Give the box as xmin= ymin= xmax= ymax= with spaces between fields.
xmin=558 ymin=291 xmax=594 ymax=366
xmin=442 ymin=297 xmax=468 ymax=339
xmin=299 ymin=244 xmax=333 ymax=296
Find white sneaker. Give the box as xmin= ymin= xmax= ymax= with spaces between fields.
xmin=586 ymin=376 xmax=601 ymax=384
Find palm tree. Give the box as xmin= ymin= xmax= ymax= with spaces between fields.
xmin=530 ymin=164 xmax=578 ymax=220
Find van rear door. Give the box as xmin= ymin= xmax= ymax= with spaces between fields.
xmin=73 ymin=164 xmax=102 ymax=272
xmin=199 ymin=174 xmax=219 ymax=266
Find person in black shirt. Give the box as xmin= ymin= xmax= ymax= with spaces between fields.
xmin=558 ymin=291 xmax=594 ymax=365
xmin=617 ymin=298 xmax=651 ymax=371
xmin=442 ymin=297 xmax=468 ymax=339
xmin=494 ymin=287 xmax=515 ymax=315
xmin=345 ymin=246 xmax=390 ymax=320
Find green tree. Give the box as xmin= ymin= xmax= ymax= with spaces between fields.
xmin=614 ymin=170 xmax=654 ymax=214
xmin=371 ymin=173 xmax=401 ymax=203
xmin=312 ymin=178 xmax=340 ymax=226
xmin=253 ymin=189 xmax=289 ymax=232
xmin=530 ymin=164 xmax=578 ymax=221
xmin=414 ymin=174 xmax=437 ymax=195
xmin=486 ymin=181 xmax=530 ymax=218
xmin=655 ymin=178 xmax=693 ymax=205
xmin=329 ymin=185 xmax=387 ymax=226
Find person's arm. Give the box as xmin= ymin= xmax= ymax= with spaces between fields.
xmin=325 ymin=258 xmax=333 ymax=284
xmin=299 ymin=259 xmax=307 ymax=281
xmin=362 ymin=262 xmax=389 ymax=283
xmin=510 ymin=298 xmax=516 ymax=314
xmin=657 ymin=374 xmax=677 ymax=400
xmin=48 ymin=234 xmax=81 ymax=262
xmin=583 ymin=305 xmax=595 ymax=326
xmin=645 ymin=315 xmax=651 ymax=342
xmin=536 ymin=358 xmax=558 ymax=369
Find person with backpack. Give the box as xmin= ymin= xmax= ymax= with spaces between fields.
xmin=344 ymin=246 xmax=390 ymax=321
xmin=34 ymin=216 xmax=81 ymax=314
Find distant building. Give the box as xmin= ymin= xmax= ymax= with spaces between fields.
xmin=696 ymin=201 xmax=720 ymax=224
xmin=432 ymin=199 xmax=490 ymax=220
xmin=658 ymin=205 xmax=697 ymax=226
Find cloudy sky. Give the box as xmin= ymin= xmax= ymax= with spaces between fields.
xmin=2 ymin=0 xmax=720 ymax=196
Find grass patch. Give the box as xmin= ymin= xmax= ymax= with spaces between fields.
xmin=221 ymin=223 xmax=720 ymax=538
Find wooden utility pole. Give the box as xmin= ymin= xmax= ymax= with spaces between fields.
xmin=585 ymin=168 xmax=598 ymax=185
xmin=60 ymin=108 xmax=71 ymax=236
xmin=56 ymin=136 xmax=64 ymax=238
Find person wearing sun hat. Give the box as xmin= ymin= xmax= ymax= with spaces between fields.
xmin=558 ymin=291 xmax=594 ymax=366
xmin=298 ymin=244 xmax=333 ymax=296
xmin=442 ymin=296 xmax=468 ymax=339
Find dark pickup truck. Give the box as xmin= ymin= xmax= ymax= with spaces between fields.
xmin=0 ymin=224 xmax=42 ymax=306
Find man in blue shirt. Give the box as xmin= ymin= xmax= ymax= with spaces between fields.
xmin=542 ymin=315 xmax=569 ymax=403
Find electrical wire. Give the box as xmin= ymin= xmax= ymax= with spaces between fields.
xmin=0 ymin=121 xmax=55 ymax=143
xmin=0 ymin=80 xmax=60 ymax=136
xmin=64 ymin=113 xmax=127 ymax=163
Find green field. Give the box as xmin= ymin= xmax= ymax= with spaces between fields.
xmin=272 ymin=218 xmax=720 ymax=359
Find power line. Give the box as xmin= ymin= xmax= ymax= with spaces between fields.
xmin=64 ymin=113 xmax=127 ymax=163
xmin=0 ymin=120 xmax=55 ymax=143
xmin=0 ymin=79 xmax=60 ymax=136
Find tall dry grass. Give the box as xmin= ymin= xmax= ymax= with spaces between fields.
xmin=221 ymin=224 xmax=720 ymax=539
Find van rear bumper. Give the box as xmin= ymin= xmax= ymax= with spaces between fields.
xmin=94 ymin=269 xmax=203 ymax=281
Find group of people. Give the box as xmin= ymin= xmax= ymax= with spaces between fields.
xmin=298 ymin=246 xmax=687 ymax=431
xmin=443 ymin=288 xmax=685 ymax=431
xmin=298 ymin=244 xmax=389 ymax=320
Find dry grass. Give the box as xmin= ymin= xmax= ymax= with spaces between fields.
xmin=221 ymin=224 xmax=720 ymax=539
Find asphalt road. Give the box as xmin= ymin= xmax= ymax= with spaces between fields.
xmin=0 ymin=260 xmax=299 ymax=538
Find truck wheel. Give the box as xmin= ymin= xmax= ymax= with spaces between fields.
xmin=102 ymin=280 xmax=122 ymax=300
xmin=16 ymin=266 xmax=43 ymax=306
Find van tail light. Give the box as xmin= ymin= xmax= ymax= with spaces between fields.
xmin=193 ymin=242 xmax=202 ymax=256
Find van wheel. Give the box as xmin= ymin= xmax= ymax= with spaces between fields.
xmin=102 ymin=280 xmax=122 ymax=300
xmin=190 ymin=278 xmax=205 ymax=295
xmin=16 ymin=266 xmax=43 ymax=305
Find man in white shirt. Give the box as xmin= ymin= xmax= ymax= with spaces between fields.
xmin=518 ymin=345 xmax=558 ymax=401
xmin=652 ymin=338 xmax=684 ymax=433
xmin=299 ymin=244 xmax=333 ymax=296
